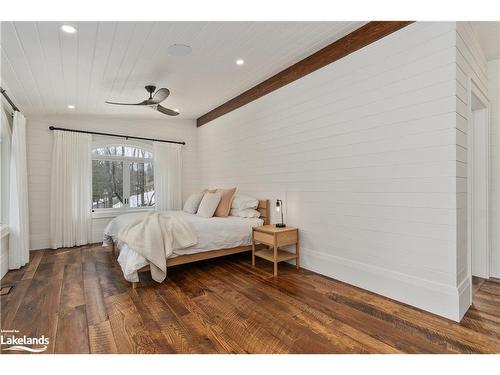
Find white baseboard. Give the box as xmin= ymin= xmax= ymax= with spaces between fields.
xmin=491 ymin=257 xmax=500 ymax=278
xmin=457 ymin=276 xmax=472 ymax=321
xmin=300 ymin=247 xmax=468 ymax=322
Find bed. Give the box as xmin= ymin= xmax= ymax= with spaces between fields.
xmin=103 ymin=199 xmax=269 ymax=287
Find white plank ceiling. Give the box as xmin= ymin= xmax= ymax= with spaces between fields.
xmin=0 ymin=21 xmax=364 ymax=119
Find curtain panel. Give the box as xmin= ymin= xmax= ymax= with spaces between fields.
xmin=153 ymin=142 xmax=182 ymax=211
xmin=1 ymin=108 xmax=12 ymax=225
xmin=50 ymin=130 xmax=92 ymax=249
xmin=8 ymin=112 xmax=30 ymax=269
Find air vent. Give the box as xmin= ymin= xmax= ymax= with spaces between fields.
xmin=0 ymin=285 xmax=14 ymax=296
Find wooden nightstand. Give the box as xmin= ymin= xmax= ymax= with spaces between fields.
xmin=252 ymin=225 xmax=299 ymax=276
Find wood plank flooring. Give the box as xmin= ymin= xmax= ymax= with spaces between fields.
xmin=1 ymin=244 xmax=500 ymax=353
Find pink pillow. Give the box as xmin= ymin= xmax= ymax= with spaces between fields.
xmin=214 ymin=188 xmax=237 ymax=217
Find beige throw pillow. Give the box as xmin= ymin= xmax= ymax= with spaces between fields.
xmin=214 ymin=187 xmax=237 ymax=217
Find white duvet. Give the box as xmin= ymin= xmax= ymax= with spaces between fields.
xmin=103 ymin=210 xmax=263 ymax=282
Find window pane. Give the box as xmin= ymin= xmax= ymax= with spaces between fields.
xmin=92 ymin=145 xmax=125 ymax=157
xmin=129 ymin=162 xmax=155 ymax=207
xmin=92 ymin=160 xmax=124 ymax=208
xmin=92 ymin=145 xmax=152 ymax=159
xmin=124 ymin=146 xmax=152 ymax=159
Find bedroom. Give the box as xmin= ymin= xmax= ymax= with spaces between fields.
xmin=1 ymin=0 xmax=500 ymax=370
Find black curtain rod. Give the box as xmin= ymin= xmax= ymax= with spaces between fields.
xmin=48 ymin=126 xmax=186 ymax=145
xmin=0 ymin=87 xmax=20 ymax=112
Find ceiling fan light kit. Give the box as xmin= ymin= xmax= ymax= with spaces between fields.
xmin=105 ymin=85 xmax=179 ymax=116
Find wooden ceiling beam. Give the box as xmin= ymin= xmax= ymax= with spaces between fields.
xmin=197 ymin=21 xmax=414 ymax=127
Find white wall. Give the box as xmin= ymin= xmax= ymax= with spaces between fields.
xmin=197 ymin=22 xmax=468 ymax=320
xmin=26 ymin=114 xmax=198 ymax=249
xmin=454 ymin=22 xmax=489 ymax=317
xmin=489 ymin=58 xmax=500 ymax=278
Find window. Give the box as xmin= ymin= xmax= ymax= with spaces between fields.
xmin=92 ymin=142 xmax=155 ymax=211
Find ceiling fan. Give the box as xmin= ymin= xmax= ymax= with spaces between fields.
xmin=105 ymin=85 xmax=179 ymax=116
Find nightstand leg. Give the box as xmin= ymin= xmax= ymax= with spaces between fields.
xmin=273 ymin=245 xmax=278 ymax=276
xmin=252 ymin=241 xmax=256 ymax=266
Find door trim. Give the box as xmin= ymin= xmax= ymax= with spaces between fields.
xmin=467 ymin=77 xmax=490 ymax=301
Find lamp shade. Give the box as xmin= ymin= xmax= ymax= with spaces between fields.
xmin=276 ymin=199 xmax=282 ymax=212
xmin=275 ymin=199 xmax=285 ymax=227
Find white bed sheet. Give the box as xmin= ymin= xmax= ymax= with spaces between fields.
xmin=103 ymin=211 xmax=263 ymax=281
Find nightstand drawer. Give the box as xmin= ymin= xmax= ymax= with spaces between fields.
xmin=276 ymin=230 xmax=298 ymax=246
xmin=253 ymin=230 xmax=274 ymax=245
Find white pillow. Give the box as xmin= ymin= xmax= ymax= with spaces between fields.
xmin=183 ymin=192 xmax=205 ymax=214
xmin=197 ymin=193 xmax=221 ymax=218
xmin=230 ymin=208 xmax=261 ymax=218
xmin=231 ymin=195 xmax=259 ymax=210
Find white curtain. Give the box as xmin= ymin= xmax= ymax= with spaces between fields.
xmin=50 ymin=130 xmax=92 ymax=249
xmin=8 ymin=112 xmax=30 ymax=269
xmin=153 ymin=142 xmax=182 ymax=211
xmin=1 ymin=108 xmax=12 ymax=225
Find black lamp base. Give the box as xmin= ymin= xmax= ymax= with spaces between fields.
xmin=275 ymin=223 xmax=286 ymax=228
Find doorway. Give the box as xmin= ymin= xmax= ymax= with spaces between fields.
xmin=467 ymin=79 xmax=490 ymax=298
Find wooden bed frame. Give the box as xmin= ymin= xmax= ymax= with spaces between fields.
xmin=111 ymin=200 xmax=270 ymax=288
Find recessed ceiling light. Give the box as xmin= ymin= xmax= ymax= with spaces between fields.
xmin=173 ymin=108 xmax=179 ymax=112
xmin=236 ymin=59 xmax=245 ymax=65
xmin=61 ymin=25 xmax=77 ymax=34
xmin=168 ymin=44 xmax=192 ymax=57
xmin=67 ymin=104 xmax=75 ymax=109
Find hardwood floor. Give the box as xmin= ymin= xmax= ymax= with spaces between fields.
xmin=1 ymin=244 xmax=500 ymax=354
xmin=472 ymin=276 xmax=486 ymax=295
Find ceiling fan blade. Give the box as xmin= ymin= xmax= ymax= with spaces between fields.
xmin=151 ymin=88 xmax=170 ymax=104
xmin=105 ymin=100 xmax=149 ymax=106
xmin=156 ymin=104 xmax=179 ymax=116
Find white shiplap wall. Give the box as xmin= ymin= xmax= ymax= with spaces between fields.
xmin=455 ymin=22 xmax=489 ymax=317
xmin=27 ymin=115 xmax=198 ymax=249
xmin=489 ymin=58 xmax=500 ymax=278
xmin=197 ymin=22 xmax=468 ymax=320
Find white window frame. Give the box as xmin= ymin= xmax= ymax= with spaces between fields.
xmin=91 ymin=139 xmax=155 ymax=218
